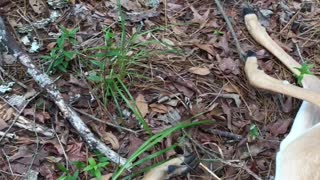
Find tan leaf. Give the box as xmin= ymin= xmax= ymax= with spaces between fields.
xmin=223 ymin=83 xmax=240 ymax=93
xmin=149 ymin=104 xmax=168 ymax=113
xmin=135 ymin=94 xmax=148 ymax=117
xmin=103 ymin=132 xmax=120 ymax=150
xmin=3 ymin=108 xmax=14 ymax=121
xmin=193 ymin=43 xmax=216 ymax=55
xmin=46 ymin=42 xmax=56 ymax=51
xmin=91 ymin=173 xmax=113 ymax=180
xmin=29 ymin=0 xmax=45 ymax=14
xmin=161 ymin=38 xmax=175 ymax=46
xmin=188 ymin=67 xmax=210 ymax=75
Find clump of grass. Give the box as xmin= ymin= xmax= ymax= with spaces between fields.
xmin=57 ymin=152 xmax=110 ymax=180
xmin=112 ymin=120 xmax=211 ymax=179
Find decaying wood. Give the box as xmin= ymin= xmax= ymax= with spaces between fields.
xmin=0 ymin=16 xmax=128 ymax=166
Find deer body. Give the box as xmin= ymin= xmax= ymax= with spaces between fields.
xmin=244 ymin=9 xmax=320 ymax=180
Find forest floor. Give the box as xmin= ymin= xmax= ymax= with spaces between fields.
xmin=0 ymin=0 xmax=319 ymax=179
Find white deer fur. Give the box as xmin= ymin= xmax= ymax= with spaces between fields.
xmin=244 ymin=12 xmax=320 ymax=180
xmin=141 ymin=9 xmax=320 ymax=180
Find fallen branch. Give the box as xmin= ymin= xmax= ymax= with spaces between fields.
xmin=214 ymin=0 xmax=245 ymax=61
xmin=0 ymin=17 xmax=127 ymax=166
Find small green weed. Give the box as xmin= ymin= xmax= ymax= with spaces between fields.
xmin=42 ymin=26 xmax=78 ymax=73
xmin=57 ymin=161 xmax=85 ymax=180
xmin=213 ymin=30 xmax=224 ymax=36
xmin=82 ymin=24 xmax=175 ymax=134
xmin=248 ymin=124 xmax=259 ymax=141
xmin=83 ymin=157 xmax=109 ymax=180
xmin=294 ymin=63 xmax=313 ymax=86
xmin=57 ymin=154 xmax=109 ymax=180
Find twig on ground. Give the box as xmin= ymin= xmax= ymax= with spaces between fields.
xmin=0 ymin=66 xmax=28 ymax=89
xmin=53 ymin=112 xmax=70 ymax=169
xmin=203 ymin=129 xmax=244 ymax=141
xmin=0 ymin=131 xmax=18 ymax=139
xmin=74 ymin=107 xmax=138 ymax=134
xmin=294 ymin=42 xmax=305 ymax=63
xmin=183 ymin=131 xmax=262 ymax=180
xmin=26 ymin=105 xmax=40 ymax=177
xmin=199 ymin=162 xmax=221 ymax=180
xmin=214 ymin=0 xmax=245 ymax=61
xmin=0 ymin=92 xmax=40 ymax=143
xmin=0 ymin=16 xmax=128 ymax=166
xmin=2 ymin=149 xmax=14 ymax=175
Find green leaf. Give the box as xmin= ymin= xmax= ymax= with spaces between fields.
xmin=90 ymin=60 xmax=104 ymax=69
xmin=213 ymin=30 xmax=224 ymax=36
xmin=294 ymin=63 xmax=314 ymax=86
xmin=71 ymin=170 xmax=80 ymax=180
xmin=57 ymin=64 xmax=67 ymax=73
xmin=58 ymin=176 xmax=66 ymax=180
xmin=56 ymin=163 xmax=69 ymax=173
xmin=249 ymin=124 xmax=259 ymax=140
xmin=95 ymin=169 xmax=102 ymax=180
xmin=97 ymin=162 xmax=109 ymax=168
xmin=88 ymin=75 xmax=102 ymax=83
xmin=57 ymin=36 xmax=66 ymax=49
xmin=83 ymin=165 xmax=94 ymax=172
xmin=63 ymin=51 xmax=76 ymax=60
xmin=72 ymin=161 xmax=85 ymax=169
xmin=88 ymin=158 xmax=97 ymax=166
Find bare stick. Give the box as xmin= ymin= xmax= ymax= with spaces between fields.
xmin=0 ymin=16 xmax=127 ymax=166
xmin=214 ymin=0 xmax=245 ymax=60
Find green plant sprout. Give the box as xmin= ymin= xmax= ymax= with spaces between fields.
xmin=249 ymin=124 xmax=259 ymax=141
xmin=42 ymin=26 xmax=79 ymax=73
xmin=83 ymin=157 xmax=109 ymax=180
xmin=294 ymin=63 xmax=314 ymax=86
xmin=57 ymin=154 xmax=109 ymax=180
xmin=57 ymin=161 xmax=85 ymax=180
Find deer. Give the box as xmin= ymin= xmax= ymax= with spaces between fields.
xmin=142 ymin=7 xmax=320 ymax=180
xmin=243 ymin=7 xmax=320 ymax=180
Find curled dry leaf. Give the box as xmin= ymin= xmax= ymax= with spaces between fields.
xmin=103 ymin=132 xmax=120 ymax=150
xmin=149 ymin=103 xmax=169 ymax=113
xmin=188 ymin=67 xmax=210 ymax=75
xmin=135 ymin=94 xmax=149 ymax=117
xmin=3 ymin=107 xmax=14 ymax=121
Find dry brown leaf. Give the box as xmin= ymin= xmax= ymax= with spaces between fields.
xmin=103 ymin=132 xmax=120 ymax=150
xmin=3 ymin=107 xmax=14 ymax=121
xmin=149 ymin=104 xmax=169 ymax=113
xmin=217 ymin=34 xmax=229 ymax=53
xmin=190 ymin=5 xmax=210 ymax=26
xmin=29 ymin=0 xmax=45 ymax=14
xmin=223 ymin=83 xmax=240 ymax=94
xmin=91 ymin=173 xmax=113 ymax=180
xmin=161 ymin=38 xmax=175 ymax=46
xmin=0 ymin=118 xmax=8 ymax=130
xmin=188 ymin=67 xmax=210 ymax=75
xmin=193 ymin=43 xmax=215 ymax=56
xmin=46 ymin=42 xmax=56 ymax=51
xmin=135 ymin=94 xmax=148 ymax=117
xmin=218 ymin=57 xmax=240 ymax=75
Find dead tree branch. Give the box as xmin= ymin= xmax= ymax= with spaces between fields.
xmin=0 ymin=16 xmax=128 ymax=166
